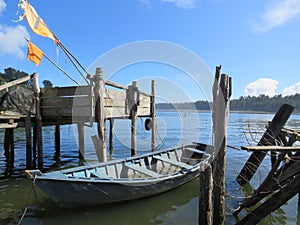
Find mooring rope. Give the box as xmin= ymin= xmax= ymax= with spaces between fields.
xmin=16 ymin=174 xmax=39 ymax=225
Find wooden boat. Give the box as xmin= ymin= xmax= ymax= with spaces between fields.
xmin=25 ymin=143 xmax=212 ymax=208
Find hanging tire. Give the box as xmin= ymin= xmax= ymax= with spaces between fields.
xmin=145 ymin=118 xmax=152 ymax=131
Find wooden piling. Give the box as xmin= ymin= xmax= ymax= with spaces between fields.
xmin=236 ymin=103 xmax=294 ymax=185
xmin=199 ymin=163 xmax=213 ymax=225
xmin=25 ymin=114 xmax=32 ymax=168
xmin=94 ymin=68 xmax=107 ymax=162
xmin=55 ymin=125 xmax=61 ymax=157
xmin=77 ymin=123 xmax=84 ymax=159
xmin=109 ymin=118 xmax=114 ymax=154
xmin=33 ymin=73 xmax=43 ymax=169
xmin=151 ymin=80 xmax=156 ymax=151
xmin=212 ymin=71 xmax=231 ymax=225
xmin=128 ymin=81 xmax=138 ymax=156
xmin=4 ymin=128 xmax=14 ymax=168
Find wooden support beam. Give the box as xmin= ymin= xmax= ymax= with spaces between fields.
xmin=25 ymin=115 xmax=32 ymax=169
xmin=94 ymin=68 xmax=107 ymax=162
xmin=236 ymin=104 xmax=294 ymax=185
xmin=55 ymin=125 xmax=61 ymax=158
xmin=0 ymin=74 xmax=34 ymax=91
xmin=109 ymin=118 xmax=114 ymax=155
xmin=77 ymin=123 xmax=84 ymax=159
xmin=4 ymin=128 xmax=14 ymax=168
xmin=151 ymin=80 xmax=156 ymax=152
xmin=128 ymin=81 xmax=138 ymax=156
xmin=33 ymin=73 xmax=43 ymax=169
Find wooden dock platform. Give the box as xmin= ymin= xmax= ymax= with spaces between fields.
xmin=0 ymin=68 xmax=156 ymax=170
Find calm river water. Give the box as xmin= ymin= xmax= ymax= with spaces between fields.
xmin=0 ymin=111 xmax=300 ymax=225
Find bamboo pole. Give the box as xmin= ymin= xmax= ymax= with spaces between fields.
xmin=151 ymin=80 xmax=156 ymax=152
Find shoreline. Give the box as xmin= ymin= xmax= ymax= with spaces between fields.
xmin=156 ymin=109 xmax=300 ymax=115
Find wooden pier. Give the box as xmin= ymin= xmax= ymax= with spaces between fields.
xmin=0 ymin=67 xmax=156 ymax=170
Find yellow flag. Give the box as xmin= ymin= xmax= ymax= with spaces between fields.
xmin=24 ymin=0 xmax=57 ymax=43
xmin=27 ymin=42 xmax=43 ymax=66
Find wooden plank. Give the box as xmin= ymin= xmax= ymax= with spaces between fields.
xmin=153 ymin=155 xmax=193 ymax=169
xmin=125 ymin=162 xmax=159 ymax=177
xmin=0 ymin=123 xmax=18 ymax=129
xmin=41 ymin=85 xmax=91 ymax=97
xmin=236 ymin=104 xmax=294 ymax=185
xmin=42 ymin=96 xmax=93 ymax=107
xmin=241 ymin=145 xmax=300 ymax=152
xmin=104 ymin=99 xmax=126 ymax=107
xmin=104 ymin=89 xmax=127 ymax=99
xmin=0 ymin=74 xmax=33 ymax=91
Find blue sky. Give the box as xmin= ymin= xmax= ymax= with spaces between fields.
xmin=1 ymin=0 xmax=300 ymax=101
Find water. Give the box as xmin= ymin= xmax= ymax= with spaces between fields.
xmin=0 ymin=112 xmax=300 ymax=225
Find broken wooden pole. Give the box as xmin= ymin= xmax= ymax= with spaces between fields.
xmin=25 ymin=114 xmax=32 ymax=169
xmin=151 ymin=79 xmax=156 ymax=151
xmin=236 ymin=103 xmax=294 ymax=185
xmin=94 ymin=67 xmax=107 ymax=162
xmin=199 ymin=163 xmax=213 ymax=225
xmin=212 ymin=70 xmax=231 ymax=225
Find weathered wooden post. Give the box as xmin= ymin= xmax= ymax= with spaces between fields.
xmin=93 ymin=67 xmax=107 ymax=162
xmin=151 ymin=80 xmax=156 ymax=151
xmin=212 ymin=68 xmax=232 ymax=225
xmin=33 ymin=73 xmax=43 ymax=169
xmin=4 ymin=128 xmax=14 ymax=168
xmin=77 ymin=123 xmax=84 ymax=159
xmin=109 ymin=118 xmax=114 ymax=155
xmin=55 ymin=125 xmax=60 ymax=158
xmin=128 ymin=81 xmax=138 ymax=156
xmin=199 ymin=163 xmax=213 ymax=225
xmin=25 ymin=114 xmax=32 ymax=168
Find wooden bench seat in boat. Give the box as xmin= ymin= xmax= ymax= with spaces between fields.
xmin=152 ymin=155 xmax=193 ymax=170
xmin=125 ymin=162 xmax=160 ymax=178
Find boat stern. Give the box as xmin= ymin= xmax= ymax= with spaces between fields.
xmin=25 ymin=169 xmax=44 ymax=179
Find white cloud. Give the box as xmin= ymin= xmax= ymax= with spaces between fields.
xmin=161 ymin=0 xmax=196 ymax=8
xmin=255 ymin=0 xmax=300 ymax=32
xmin=0 ymin=25 xmax=30 ymax=59
xmin=282 ymin=82 xmax=300 ymax=95
xmin=0 ymin=0 xmax=6 ymax=15
xmin=245 ymin=78 xmax=279 ymax=97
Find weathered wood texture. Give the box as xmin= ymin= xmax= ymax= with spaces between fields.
xmin=199 ymin=163 xmax=213 ymax=225
xmin=236 ymin=104 xmax=294 ymax=185
xmin=212 ymin=67 xmax=232 ymax=225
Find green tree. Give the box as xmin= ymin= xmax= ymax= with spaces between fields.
xmin=42 ymin=80 xmax=53 ymax=88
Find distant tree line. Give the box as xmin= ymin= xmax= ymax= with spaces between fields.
xmin=157 ymin=94 xmax=300 ymax=113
